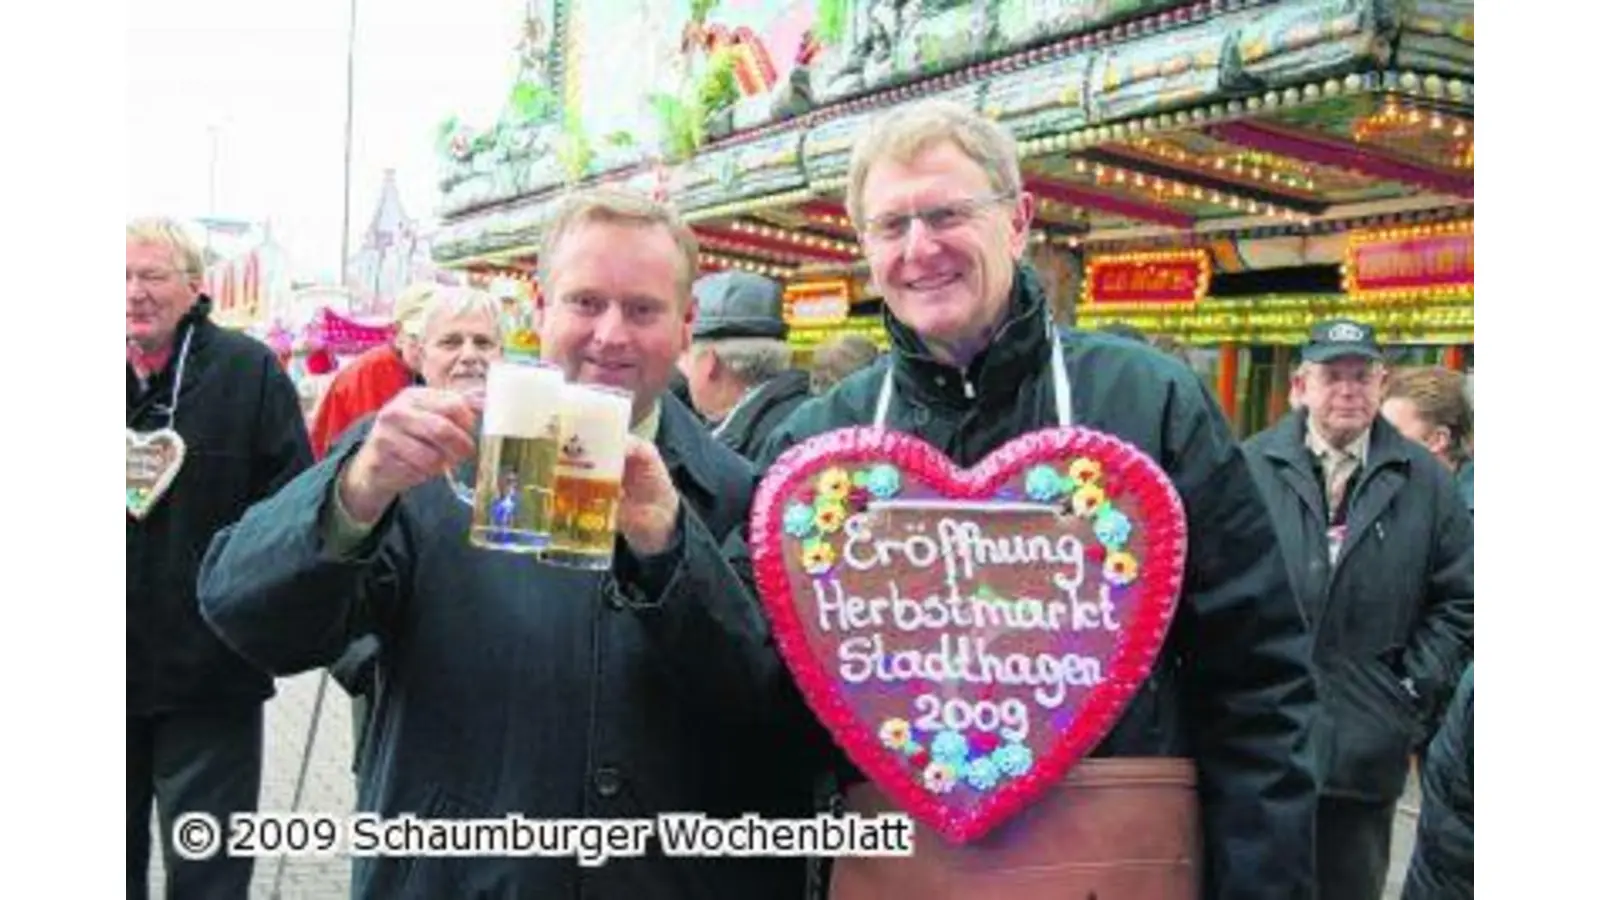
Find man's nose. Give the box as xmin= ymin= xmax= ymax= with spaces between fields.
xmin=592 ymin=304 xmax=629 ymax=344
xmin=900 ymin=216 xmax=938 ymax=262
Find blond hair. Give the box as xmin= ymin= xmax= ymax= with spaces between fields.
xmin=538 ymin=188 xmax=699 ymax=302
xmin=126 ymin=216 xmax=206 ymax=278
xmin=1385 ymin=365 xmax=1474 ymax=464
xmin=845 ymin=100 xmax=1023 ymax=226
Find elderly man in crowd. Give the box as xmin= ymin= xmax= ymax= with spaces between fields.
xmin=1242 ymin=320 xmax=1472 ymax=900
xmin=676 ymin=270 xmax=811 ymax=459
xmin=328 ymin=284 xmax=504 ymax=772
xmin=197 ymin=188 xmax=813 ymax=899
xmin=128 ymin=217 xmax=311 ymax=898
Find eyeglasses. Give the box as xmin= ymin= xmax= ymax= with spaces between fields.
xmin=859 ymin=192 xmax=1016 ymax=243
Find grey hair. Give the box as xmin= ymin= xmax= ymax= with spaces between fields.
xmin=420 ymin=286 xmax=502 ymax=340
xmin=695 ymin=337 xmax=793 ymax=385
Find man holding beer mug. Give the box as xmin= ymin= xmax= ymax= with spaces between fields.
xmin=198 ymin=189 xmax=814 ymax=899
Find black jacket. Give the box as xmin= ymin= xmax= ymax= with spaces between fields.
xmin=1402 ymin=663 xmax=1473 ymax=900
xmin=710 ymin=369 xmax=811 ymax=461
xmin=127 ymin=297 xmax=311 ymax=714
xmin=197 ymin=393 xmax=812 ymax=900
xmin=757 ymin=264 xmax=1319 ymax=900
xmin=1242 ymin=410 xmax=1473 ymax=801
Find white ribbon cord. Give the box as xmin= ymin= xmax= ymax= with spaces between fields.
xmin=153 ymin=324 xmax=196 ymax=430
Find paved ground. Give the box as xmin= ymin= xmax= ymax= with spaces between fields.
xmin=149 ymin=671 xmax=357 ymax=899
xmin=144 ymin=672 xmax=1425 ymax=899
xmin=1387 ymin=773 xmax=1423 ymax=900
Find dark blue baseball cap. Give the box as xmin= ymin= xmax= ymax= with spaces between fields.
xmin=1302 ymin=317 xmax=1382 ymax=363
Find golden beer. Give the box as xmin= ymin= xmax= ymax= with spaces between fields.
xmin=467 ymin=433 xmax=559 ymax=553
xmin=454 ymin=361 xmax=564 ymax=553
xmin=543 ymin=382 xmax=632 ymax=570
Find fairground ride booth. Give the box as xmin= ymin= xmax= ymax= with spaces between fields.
xmin=428 ymin=0 xmax=1472 ymax=436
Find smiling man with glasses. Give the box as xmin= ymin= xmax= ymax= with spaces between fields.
xmin=759 ymin=99 xmax=1318 ymax=900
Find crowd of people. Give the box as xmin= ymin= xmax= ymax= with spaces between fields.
xmin=128 ymin=98 xmax=1472 ymax=900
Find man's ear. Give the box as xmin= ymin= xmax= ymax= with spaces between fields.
xmin=1427 ymin=425 xmax=1452 ymax=458
xmin=1009 ymin=191 xmax=1037 ymax=258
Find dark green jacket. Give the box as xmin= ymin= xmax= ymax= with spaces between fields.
xmin=758 ymin=264 xmax=1319 ymax=900
xmin=1403 ymin=663 xmax=1473 ymax=900
xmin=711 ymin=368 xmax=812 ymax=462
xmin=1241 ymin=410 xmax=1473 ymax=801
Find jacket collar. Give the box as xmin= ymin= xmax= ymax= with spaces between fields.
xmin=714 ymin=369 xmax=810 ymax=438
xmin=1259 ymin=408 xmax=1411 ymax=473
xmin=884 ymin=262 xmax=1054 ymax=408
xmin=127 ymin=296 xmax=218 ymax=423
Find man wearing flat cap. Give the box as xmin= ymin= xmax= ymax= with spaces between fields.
xmin=678 ymin=271 xmax=812 ymax=459
xmin=1242 ymin=318 xmax=1473 ymax=900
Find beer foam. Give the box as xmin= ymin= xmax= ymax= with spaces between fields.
xmin=483 ymin=363 xmax=563 ymax=438
xmin=557 ymin=384 xmax=632 ymax=479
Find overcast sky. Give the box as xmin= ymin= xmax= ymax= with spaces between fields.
xmin=127 ymin=0 xmax=526 ymax=283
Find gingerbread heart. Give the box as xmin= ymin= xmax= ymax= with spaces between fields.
xmin=751 ymin=427 xmax=1186 ymax=843
xmin=126 ymin=428 xmax=187 ymax=520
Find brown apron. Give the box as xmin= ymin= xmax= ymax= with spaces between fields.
xmin=830 ymin=757 xmax=1201 ymax=900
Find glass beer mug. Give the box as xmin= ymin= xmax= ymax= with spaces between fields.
xmin=448 ymin=360 xmax=564 ymax=553
xmin=543 ymin=382 xmax=633 ymax=570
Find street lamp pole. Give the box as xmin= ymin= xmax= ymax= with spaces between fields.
xmin=338 ymin=0 xmax=358 ymax=291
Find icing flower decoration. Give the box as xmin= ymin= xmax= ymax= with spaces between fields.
xmin=1104 ymin=550 xmax=1140 ymax=586
xmin=879 ymin=718 xmax=912 ymax=751
xmin=813 ymin=501 xmax=848 ymax=534
xmin=865 ymin=464 xmax=902 ymax=499
xmin=1068 ymin=458 xmax=1103 ymax=485
xmin=818 ymin=467 xmax=852 ymax=501
xmin=931 ymin=730 xmax=969 ymax=765
xmin=923 ymin=762 xmax=959 ymax=795
xmin=909 ymin=747 xmax=931 ymax=769
xmin=994 ymin=742 xmax=1034 ymax=778
xmin=1071 ymin=483 xmax=1107 ymax=518
xmin=1024 ymin=465 xmax=1063 ymax=502
xmin=1093 ymin=508 xmax=1133 ymax=549
xmin=801 ymin=540 xmax=836 ymax=575
xmin=782 ymin=502 xmax=816 ymax=538
xmin=965 ymin=756 xmax=1001 ymax=791
xmin=971 ymin=731 xmax=1002 ymax=755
